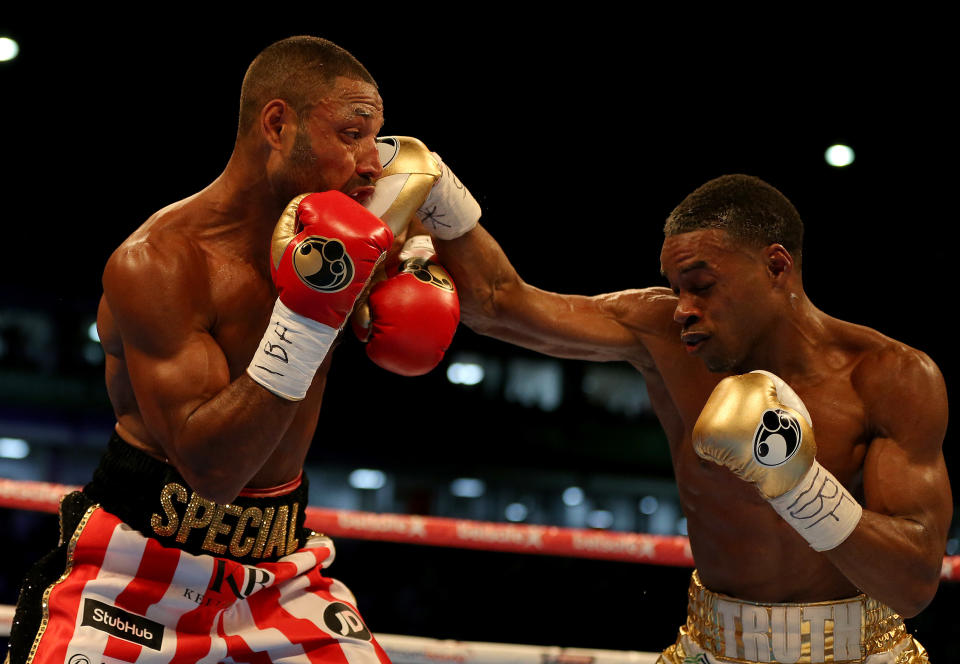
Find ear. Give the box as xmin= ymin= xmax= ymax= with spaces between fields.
xmin=765 ymin=244 xmax=795 ymax=282
xmin=260 ymin=99 xmax=294 ymax=150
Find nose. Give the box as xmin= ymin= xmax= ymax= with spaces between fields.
xmin=673 ymin=295 xmax=701 ymax=327
xmin=357 ymin=138 xmax=383 ymax=181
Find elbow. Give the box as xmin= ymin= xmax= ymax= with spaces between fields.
xmin=883 ymin=551 xmax=943 ymax=618
xmin=459 ymin=281 xmax=498 ymax=321
xmin=174 ymin=452 xmax=246 ymax=505
xmin=180 ymin=469 xmax=243 ymax=505
xmin=458 ymin=277 xmax=518 ymax=334
xmin=891 ymin=573 xmax=941 ymax=618
xmin=194 ymin=483 xmax=242 ymax=507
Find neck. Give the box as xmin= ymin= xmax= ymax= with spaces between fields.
xmin=193 ymin=142 xmax=290 ymax=243
xmin=738 ymin=288 xmax=828 ymax=380
xmin=168 ymin=143 xmax=288 ymax=270
xmin=217 ymin=144 xmax=287 ymax=219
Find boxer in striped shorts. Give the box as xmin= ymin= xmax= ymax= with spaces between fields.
xmin=7 ymin=34 xmax=454 ymax=664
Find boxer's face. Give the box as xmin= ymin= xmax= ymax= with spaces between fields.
xmin=660 ymin=229 xmax=779 ymax=372
xmin=275 ymin=76 xmax=384 ymax=204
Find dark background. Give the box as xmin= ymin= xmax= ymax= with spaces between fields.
xmin=1 ymin=14 xmax=957 ymax=659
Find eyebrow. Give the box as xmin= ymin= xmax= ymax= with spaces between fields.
xmin=660 ymin=260 xmax=710 ymax=278
xmin=679 ymin=260 xmax=710 ymax=274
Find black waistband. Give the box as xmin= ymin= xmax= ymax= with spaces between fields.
xmin=83 ymin=432 xmax=310 ymax=565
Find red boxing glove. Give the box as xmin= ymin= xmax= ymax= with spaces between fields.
xmin=273 ymin=191 xmax=393 ymax=328
xmin=359 ymin=256 xmax=460 ymax=376
xmin=248 ymin=192 xmax=393 ymax=400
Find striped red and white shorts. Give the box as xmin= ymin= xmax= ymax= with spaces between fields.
xmin=22 ymin=503 xmax=391 ymax=664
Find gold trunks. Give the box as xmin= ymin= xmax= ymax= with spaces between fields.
xmin=658 ymin=571 xmax=928 ymax=663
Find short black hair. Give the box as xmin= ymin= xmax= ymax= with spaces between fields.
xmin=664 ymin=174 xmax=804 ymax=262
xmin=238 ymin=35 xmax=376 ymax=134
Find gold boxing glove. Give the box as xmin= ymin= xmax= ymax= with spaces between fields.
xmin=354 ymin=136 xmax=480 ymax=336
xmin=354 ymin=136 xmax=442 ymax=336
xmin=693 ymin=370 xmax=816 ymax=499
xmin=365 ymin=135 xmax=481 ymax=241
xmin=693 ymin=370 xmax=862 ymax=551
xmin=365 ymin=136 xmax=442 ymax=236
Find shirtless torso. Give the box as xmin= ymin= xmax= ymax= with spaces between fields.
xmin=433 ymin=213 xmax=951 ymax=618
xmin=614 ymin=284 xmax=944 ymax=605
xmin=91 ymin=74 xmax=385 ymax=503
xmin=97 ymin=192 xmax=331 ymax=491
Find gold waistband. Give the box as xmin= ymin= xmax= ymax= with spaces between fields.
xmin=684 ymin=571 xmax=908 ymax=663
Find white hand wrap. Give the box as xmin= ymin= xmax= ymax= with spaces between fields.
xmin=398 ymin=234 xmax=436 ymax=261
xmin=363 ymin=172 xmax=411 ymax=220
xmin=246 ymin=299 xmax=338 ymax=401
xmin=417 ymin=154 xmax=481 ymax=240
xmin=769 ymin=460 xmax=863 ymax=551
xmin=749 ymin=371 xmax=861 ymax=550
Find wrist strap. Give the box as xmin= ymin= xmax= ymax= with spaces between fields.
xmin=246 ymin=299 xmax=338 ymax=401
xmin=398 ymin=234 xmax=436 ymax=261
xmin=769 ymin=461 xmax=863 ymax=551
xmin=417 ymin=154 xmax=481 ymax=240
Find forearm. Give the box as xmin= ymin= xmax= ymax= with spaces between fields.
xmin=161 ymin=373 xmax=301 ymax=503
xmin=825 ymin=510 xmax=943 ymax=617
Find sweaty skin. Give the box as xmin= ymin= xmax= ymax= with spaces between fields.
xmin=435 ymin=225 xmax=951 ymax=618
xmin=98 ymin=76 xmax=385 ymax=504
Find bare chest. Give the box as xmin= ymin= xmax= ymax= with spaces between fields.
xmin=675 ymin=378 xmax=871 ymax=492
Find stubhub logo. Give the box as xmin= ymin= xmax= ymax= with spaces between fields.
xmin=81 ymin=598 xmax=163 ymax=650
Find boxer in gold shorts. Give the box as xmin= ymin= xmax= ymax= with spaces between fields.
xmin=391 ymin=151 xmax=950 ymax=661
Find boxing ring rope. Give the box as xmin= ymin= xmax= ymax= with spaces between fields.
xmin=3 ymin=478 xmax=959 ymax=577
xmin=0 ymin=479 xmax=691 ymax=566
xmin=3 ymin=477 xmax=959 ymax=663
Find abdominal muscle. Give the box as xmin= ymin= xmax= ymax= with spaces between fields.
xmin=679 ymin=462 xmax=859 ymax=603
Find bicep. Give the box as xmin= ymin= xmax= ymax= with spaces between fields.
xmin=104 ymin=241 xmax=231 ymax=453
xmin=860 ymin=354 xmax=952 ymax=539
xmin=467 ymin=281 xmax=653 ymax=362
xmin=863 ymin=436 xmax=952 ymax=529
xmin=437 ymin=226 xmax=664 ymax=362
xmin=121 ymin=328 xmax=232 ymax=447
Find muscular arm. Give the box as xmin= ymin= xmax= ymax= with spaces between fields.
xmin=825 ymin=348 xmax=952 ymax=617
xmin=435 ymin=224 xmax=655 ymax=363
xmin=103 ymin=235 xmax=299 ymax=504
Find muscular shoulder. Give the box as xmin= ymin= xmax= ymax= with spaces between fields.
xmin=103 ymin=207 xmax=215 ymax=353
xmin=597 ymin=286 xmax=677 ymax=330
xmin=105 ymin=196 xmax=214 ymax=289
xmin=847 ymin=326 xmax=947 ymax=448
xmin=108 ymin=227 xmax=204 ymax=280
xmin=599 ymin=286 xmax=681 ymax=347
xmin=592 ymin=286 xmax=681 ymax=367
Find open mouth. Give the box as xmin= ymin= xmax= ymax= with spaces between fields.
xmin=348 ymin=186 xmax=375 ymax=204
xmin=681 ymin=332 xmax=709 ymax=352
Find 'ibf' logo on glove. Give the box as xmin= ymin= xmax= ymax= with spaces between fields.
xmin=294 ymin=236 xmax=354 ymax=293
xmin=753 ymin=409 xmax=802 ymax=467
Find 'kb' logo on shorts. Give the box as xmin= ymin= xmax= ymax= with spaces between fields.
xmin=294 ymin=236 xmax=354 ymax=293
xmin=753 ymin=408 xmax=802 ymax=467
